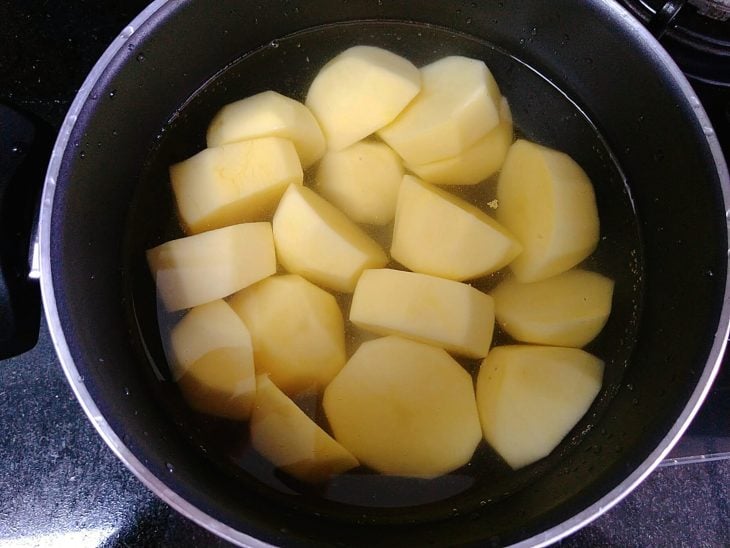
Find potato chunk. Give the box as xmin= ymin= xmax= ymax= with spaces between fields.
xmin=316 ymin=141 xmax=404 ymax=225
xmin=169 ymin=300 xmax=255 ymax=420
xmin=306 ymin=46 xmax=421 ymax=151
xmin=272 ymin=184 xmax=388 ymax=292
xmin=147 ymin=223 xmax=276 ymax=311
xmin=206 ymin=91 xmax=325 ymax=169
xmin=391 ymin=175 xmax=521 ymax=281
xmin=351 ymin=269 xmax=494 ymax=359
xmin=378 ymin=56 xmax=501 ymax=165
xmin=323 ymin=336 xmax=481 ymax=478
xmin=491 ymin=270 xmax=614 ymax=347
xmin=497 ymin=139 xmax=600 ymax=282
xmin=229 ymin=275 xmax=346 ymax=395
xmin=171 ymin=137 xmax=303 ymax=234
xmin=476 ymin=345 xmax=604 ymax=469
xmin=251 ymin=375 xmax=360 ymax=483
xmin=406 ymin=98 xmax=514 ymax=185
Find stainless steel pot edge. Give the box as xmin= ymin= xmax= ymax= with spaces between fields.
xmin=38 ymin=1 xmax=271 ymax=546
xmin=512 ymin=3 xmax=730 ymax=546
xmin=37 ymin=1 xmax=730 ymax=547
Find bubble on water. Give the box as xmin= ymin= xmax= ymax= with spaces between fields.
xmin=165 ymin=462 xmax=175 ymax=473
xmin=109 ymin=89 xmax=117 ymax=99
xmin=136 ymin=53 xmax=146 ymax=62
xmin=270 ymin=39 xmax=280 ymax=48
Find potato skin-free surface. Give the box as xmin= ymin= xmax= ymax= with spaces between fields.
xmin=476 ymin=345 xmax=604 ymax=469
xmin=251 ymin=375 xmax=360 ymax=483
xmin=323 ymin=336 xmax=482 ymax=478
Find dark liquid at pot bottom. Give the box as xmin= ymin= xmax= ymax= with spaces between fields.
xmin=124 ymin=21 xmax=643 ymax=520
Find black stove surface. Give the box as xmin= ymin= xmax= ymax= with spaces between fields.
xmin=1 ymin=1 xmax=729 ymax=546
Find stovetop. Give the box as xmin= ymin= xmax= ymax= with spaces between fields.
xmin=1 ymin=1 xmax=729 ymax=546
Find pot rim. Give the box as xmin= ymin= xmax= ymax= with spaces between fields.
xmin=38 ymin=1 xmax=730 ymax=546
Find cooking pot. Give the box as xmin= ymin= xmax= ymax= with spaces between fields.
xmin=2 ymin=0 xmax=729 ymax=545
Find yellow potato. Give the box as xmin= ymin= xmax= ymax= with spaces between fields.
xmin=169 ymin=300 xmax=255 ymax=420
xmin=476 ymin=345 xmax=604 ymax=469
xmin=497 ymin=139 xmax=600 ymax=282
xmin=229 ymin=275 xmax=346 ymax=395
xmin=272 ymin=184 xmax=388 ymax=292
xmin=146 ymin=222 xmax=276 ymax=311
xmin=316 ymin=140 xmax=404 ymax=225
xmin=378 ymin=56 xmax=501 ymax=165
xmin=350 ymin=268 xmax=494 ymax=359
xmin=391 ymin=175 xmax=522 ymax=281
xmin=323 ymin=336 xmax=481 ymax=478
xmin=491 ymin=270 xmax=614 ymax=347
xmin=251 ymin=375 xmax=360 ymax=483
xmin=406 ymin=97 xmax=514 ymax=185
xmin=171 ymin=137 xmax=303 ymax=234
xmin=306 ymin=46 xmax=421 ymax=151
xmin=206 ymin=91 xmax=325 ymax=169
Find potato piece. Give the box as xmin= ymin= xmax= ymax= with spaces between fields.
xmin=378 ymin=56 xmax=501 ymax=165
xmin=272 ymin=184 xmax=388 ymax=292
xmin=476 ymin=345 xmax=604 ymax=469
xmin=406 ymin=97 xmax=514 ymax=185
xmin=316 ymin=141 xmax=404 ymax=225
xmin=391 ymin=175 xmax=522 ymax=280
xmin=251 ymin=375 xmax=360 ymax=483
xmin=169 ymin=300 xmax=255 ymax=420
xmin=497 ymin=139 xmax=600 ymax=282
xmin=206 ymin=91 xmax=325 ymax=169
xmin=171 ymin=137 xmax=303 ymax=234
xmin=323 ymin=336 xmax=481 ymax=478
xmin=306 ymin=46 xmax=421 ymax=151
xmin=147 ymin=223 xmax=276 ymax=311
xmin=492 ymin=270 xmax=614 ymax=347
xmin=229 ymin=275 xmax=346 ymax=395
xmin=350 ymin=269 xmax=494 ymax=359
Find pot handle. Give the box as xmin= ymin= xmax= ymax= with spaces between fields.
xmin=0 ymin=104 xmax=46 ymax=359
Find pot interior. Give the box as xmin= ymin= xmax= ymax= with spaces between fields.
xmin=48 ymin=1 xmax=728 ymax=545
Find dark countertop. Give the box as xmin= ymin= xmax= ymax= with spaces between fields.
xmin=1 ymin=1 xmax=729 ymax=546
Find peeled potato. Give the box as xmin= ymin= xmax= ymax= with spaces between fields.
xmin=391 ymin=175 xmax=522 ymax=281
xmin=272 ymin=184 xmax=388 ymax=292
xmin=492 ymin=270 xmax=615 ymax=347
xmin=206 ymin=91 xmax=325 ymax=169
xmin=406 ymin=97 xmax=514 ymax=185
xmin=350 ymin=269 xmax=495 ymax=359
xmin=497 ymin=139 xmax=600 ymax=282
xmin=229 ymin=274 xmax=346 ymax=395
xmin=146 ymin=222 xmax=276 ymax=311
xmin=171 ymin=137 xmax=303 ymax=234
xmin=306 ymin=46 xmax=421 ymax=151
xmin=316 ymin=140 xmax=404 ymax=225
xmin=251 ymin=375 xmax=360 ymax=483
xmin=168 ymin=300 xmax=256 ymax=420
xmin=378 ymin=56 xmax=501 ymax=165
xmin=476 ymin=345 xmax=604 ymax=469
xmin=323 ymin=336 xmax=481 ymax=478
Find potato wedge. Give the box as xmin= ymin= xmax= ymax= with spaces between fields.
xmin=391 ymin=175 xmax=521 ymax=280
xmin=316 ymin=140 xmax=404 ymax=225
xmin=306 ymin=46 xmax=421 ymax=151
xmin=350 ymin=268 xmax=494 ymax=359
xmin=497 ymin=139 xmax=599 ymax=282
xmin=379 ymin=56 xmax=501 ymax=164
xmin=323 ymin=336 xmax=481 ymax=478
xmin=146 ymin=222 xmax=276 ymax=311
xmin=476 ymin=345 xmax=604 ymax=469
xmin=206 ymin=91 xmax=325 ymax=169
xmin=251 ymin=375 xmax=360 ymax=483
xmin=229 ymin=275 xmax=346 ymax=395
xmin=491 ymin=270 xmax=614 ymax=347
xmin=169 ymin=300 xmax=255 ymax=420
xmin=272 ymin=184 xmax=388 ymax=292
xmin=171 ymin=137 xmax=303 ymax=234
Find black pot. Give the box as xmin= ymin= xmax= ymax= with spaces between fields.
xmin=5 ymin=0 xmax=729 ymax=545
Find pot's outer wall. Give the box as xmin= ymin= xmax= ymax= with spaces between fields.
xmin=47 ymin=0 xmax=728 ymax=546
